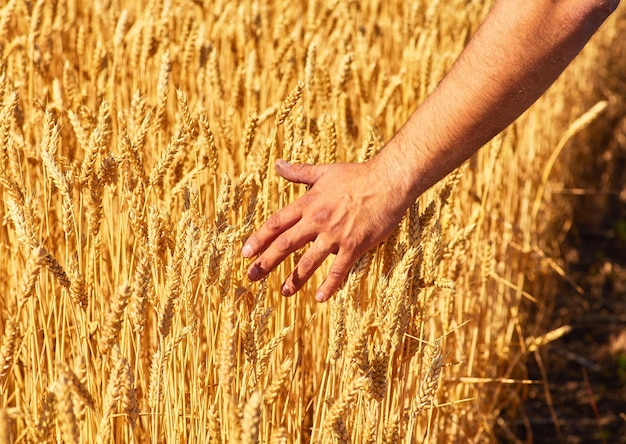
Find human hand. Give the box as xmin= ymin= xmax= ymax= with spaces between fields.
xmin=241 ymin=158 xmax=412 ymax=302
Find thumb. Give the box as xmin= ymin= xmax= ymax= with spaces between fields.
xmin=275 ymin=159 xmax=328 ymax=186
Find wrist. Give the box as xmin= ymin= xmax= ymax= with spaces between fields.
xmin=370 ymin=128 xmax=444 ymax=204
xmin=367 ymin=137 xmax=429 ymax=208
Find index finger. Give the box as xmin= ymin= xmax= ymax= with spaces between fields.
xmin=241 ymin=202 xmax=303 ymax=258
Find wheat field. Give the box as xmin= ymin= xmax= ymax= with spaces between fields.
xmin=0 ymin=0 xmax=623 ymax=442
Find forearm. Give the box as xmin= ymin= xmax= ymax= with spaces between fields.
xmin=242 ymin=0 xmax=619 ymax=300
xmin=375 ymin=0 xmax=619 ymax=203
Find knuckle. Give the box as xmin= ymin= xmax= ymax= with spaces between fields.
xmin=297 ymin=254 xmax=316 ymax=274
xmin=311 ymin=209 xmax=329 ymax=225
xmin=274 ymin=234 xmax=292 ymax=253
xmin=299 ymin=192 xmax=315 ymax=208
xmin=266 ymin=213 xmax=281 ymax=230
xmin=293 ymin=163 xmax=310 ymax=173
xmin=342 ymin=237 xmax=359 ymax=253
xmin=328 ymin=266 xmax=346 ymax=281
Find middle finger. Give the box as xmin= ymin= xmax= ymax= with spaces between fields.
xmin=247 ymin=221 xmax=318 ymax=281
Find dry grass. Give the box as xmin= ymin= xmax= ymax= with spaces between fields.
xmin=0 ymin=0 xmax=622 ymax=442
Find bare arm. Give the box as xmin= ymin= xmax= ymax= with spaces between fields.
xmin=375 ymin=0 xmax=621 ymax=206
xmin=242 ymin=0 xmax=619 ymax=302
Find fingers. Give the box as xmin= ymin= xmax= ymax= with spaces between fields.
xmin=275 ymin=159 xmax=328 ymax=185
xmin=281 ymin=243 xmax=357 ymax=302
xmin=246 ymin=222 xmax=317 ymax=282
xmin=315 ymin=251 xmax=356 ymax=302
xmin=242 ymin=203 xmax=302 ymax=259
xmin=242 ymin=161 xmax=327 ymax=258
xmin=243 ymin=161 xmax=357 ymax=300
xmin=248 ymin=223 xmax=356 ymax=302
xmin=280 ymin=238 xmax=336 ymax=296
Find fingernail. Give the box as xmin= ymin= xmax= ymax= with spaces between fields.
xmin=276 ymin=159 xmax=291 ymax=168
xmin=281 ymin=283 xmax=291 ymax=296
xmin=241 ymin=244 xmax=253 ymax=258
xmin=315 ymin=291 xmax=326 ymax=302
xmin=248 ymin=265 xmax=260 ymax=280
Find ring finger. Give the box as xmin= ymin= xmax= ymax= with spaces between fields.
xmin=280 ymin=236 xmax=336 ymax=296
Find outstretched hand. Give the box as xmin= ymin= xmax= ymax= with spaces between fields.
xmin=241 ymin=157 xmax=412 ymax=302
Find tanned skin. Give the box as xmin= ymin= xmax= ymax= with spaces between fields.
xmin=241 ymin=0 xmax=620 ymax=302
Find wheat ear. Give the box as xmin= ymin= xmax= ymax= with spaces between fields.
xmin=411 ymin=340 xmax=443 ymax=418
xmin=18 ymin=246 xmax=46 ymax=310
xmin=100 ymin=284 xmax=131 ymax=354
xmin=59 ymin=362 xmax=94 ymax=421
xmin=218 ymin=299 xmax=236 ymax=398
xmin=324 ymin=375 xmax=367 ymax=443
xmin=129 ymin=248 xmax=151 ymax=333
xmin=68 ymin=253 xmax=88 ymax=310
xmin=42 ymin=248 xmax=71 ymax=289
xmin=155 ymin=50 xmax=172 ymax=130
xmin=275 ymin=80 xmax=304 ymax=127
xmin=0 ymin=318 xmax=19 ymax=384
xmin=40 ymin=110 xmax=76 ymax=238
xmin=382 ymin=413 xmax=399 ymax=444
xmin=240 ymin=112 xmax=260 ymax=158
xmin=241 ymin=392 xmax=262 ymax=443
xmin=0 ymin=407 xmax=14 ymax=444
xmin=264 ymin=356 xmax=294 ymax=406
xmin=118 ymin=353 xmax=139 ymax=427
xmin=53 ymin=372 xmax=80 ymax=444
xmin=199 ymin=112 xmax=219 ymax=174
xmin=95 ymin=350 xmax=124 ymax=444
